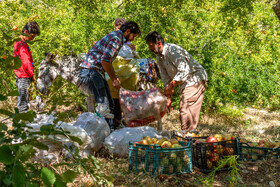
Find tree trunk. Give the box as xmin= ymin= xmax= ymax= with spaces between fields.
xmin=273 ymin=0 xmax=280 ymax=21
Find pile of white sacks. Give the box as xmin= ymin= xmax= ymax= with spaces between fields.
xmin=26 ymin=111 xmax=170 ymax=161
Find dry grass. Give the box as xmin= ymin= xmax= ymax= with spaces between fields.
xmin=94 ymin=107 xmax=280 ymax=186
xmin=149 ymin=107 xmax=280 ymax=142
xmin=0 ymin=103 xmax=279 ymax=186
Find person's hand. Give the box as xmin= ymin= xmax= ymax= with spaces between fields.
xmin=166 ymin=97 xmax=172 ymax=108
xmin=165 ymin=80 xmax=177 ymax=97
xmin=164 ymin=85 xmax=174 ymax=97
xmin=130 ymin=44 xmax=136 ymax=51
xmin=112 ymin=77 xmax=121 ymax=90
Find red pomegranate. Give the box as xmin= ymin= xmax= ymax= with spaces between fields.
xmin=206 ymin=136 xmax=218 ymax=143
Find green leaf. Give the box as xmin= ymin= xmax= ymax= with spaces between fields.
xmin=23 ymin=139 xmax=49 ymax=150
xmin=12 ymin=162 xmax=26 ymax=187
xmin=0 ymin=29 xmax=12 ymax=39
xmin=5 ymin=55 xmax=15 ymax=63
xmin=0 ymin=123 xmax=8 ymax=131
xmin=41 ymin=167 xmax=56 ymax=187
xmin=1 ymin=55 xmax=22 ymax=69
xmin=21 ymin=132 xmax=27 ymax=139
xmin=61 ymin=170 xmax=77 ymax=183
xmin=68 ymin=135 xmax=83 ymax=145
xmin=225 ymin=176 xmax=232 ymax=181
xmin=26 ymin=39 xmax=44 ymax=45
xmin=7 ymin=90 xmax=19 ymax=96
xmin=53 ymin=112 xmax=68 ymax=124
xmin=0 ymin=94 xmax=7 ymax=101
xmin=0 ymin=145 xmax=14 ymax=164
xmin=40 ymin=124 xmax=55 ymax=134
xmin=54 ymin=174 xmax=66 ymax=187
xmin=7 ymin=38 xmax=21 ymax=46
xmin=90 ymin=156 xmax=100 ymax=170
xmin=3 ymin=177 xmax=12 ymax=185
xmin=0 ymin=109 xmax=14 ymax=117
xmin=14 ymin=111 xmax=36 ymax=122
xmin=16 ymin=145 xmax=36 ymax=162
xmin=54 ymin=180 xmax=67 ymax=187
xmin=13 ymin=56 xmax=22 ymax=69
xmin=103 ymin=175 xmax=115 ymax=182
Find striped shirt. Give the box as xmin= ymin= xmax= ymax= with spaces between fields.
xmin=80 ymin=29 xmax=125 ymax=72
xmin=13 ymin=40 xmax=34 ymax=78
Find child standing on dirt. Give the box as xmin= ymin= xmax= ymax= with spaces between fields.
xmin=13 ymin=21 xmax=40 ymax=113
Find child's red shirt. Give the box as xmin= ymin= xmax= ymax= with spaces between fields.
xmin=13 ymin=40 xmax=34 ymax=78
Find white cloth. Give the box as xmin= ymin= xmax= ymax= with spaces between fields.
xmin=118 ymin=45 xmax=138 ymax=60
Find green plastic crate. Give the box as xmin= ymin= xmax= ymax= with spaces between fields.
xmin=237 ymin=139 xmax=280 ymax=161
xmin=173 ymin=131 xmax=238 ymax=173
xmin=129 ymin=141 xmax=192 ymax=175
xmin=193 ymin=138 xmax=238 ymax=173
xmin=172 ymin=130 xmax=209 ymax=142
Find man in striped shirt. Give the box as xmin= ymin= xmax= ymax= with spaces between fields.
xmin=80 ymin=21 xmax=141 ymax=131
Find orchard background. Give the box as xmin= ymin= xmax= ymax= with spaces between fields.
xmin=0 ymin=1 xmax=280 ymax=186
xmin=1 ymin=0 xmax=280 ymax=113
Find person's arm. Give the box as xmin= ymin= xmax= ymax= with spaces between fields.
xmin=101 ymin=61 xmax=121 ymax=89
xmin=157 ymin=56 xmax=174 ymax=107
xmin=101 ymin=38 xmax=122 ymax=89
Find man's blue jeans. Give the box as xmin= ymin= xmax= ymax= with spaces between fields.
xmin=80 ymin=68 xmax=114 ymax=128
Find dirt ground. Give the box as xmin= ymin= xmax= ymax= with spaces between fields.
xmin=0 ymin=103 xmax=279 ymax=186
xmin=144 ymin=108 xmax=280 ymax=186
xmin=102 ymin=108 xmax=279 ymax=187
xmin=101 ymin=157 xmax=280 ymax=187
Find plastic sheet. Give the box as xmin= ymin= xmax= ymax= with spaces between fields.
xmin=119 ymin=88 xmax=167 ymax=127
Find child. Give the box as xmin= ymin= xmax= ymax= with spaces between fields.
xmin=13 ymin=21 xmax=40 ymax=113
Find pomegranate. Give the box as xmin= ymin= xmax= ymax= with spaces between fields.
xmin=207 ymin=159 xmax=213 ymax=169
xmin=206 ymin=136 xmax=218 ymax=143
xmin=210 ymin=153 xmax=219 ymax=162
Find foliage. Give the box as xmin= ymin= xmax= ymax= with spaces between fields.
xmin=0 ymin=98 xmax=113 ymax=186
xmin=1 ymin=0 xmax=280 ymax=113
xmin=1 ymin=1 xmax=279 ymax=185
xmin=198 ymin=155 xmax=241 ymax=187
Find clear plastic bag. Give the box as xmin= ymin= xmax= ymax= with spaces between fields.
xmin=119 ymin=88 xmax=167 ymax=127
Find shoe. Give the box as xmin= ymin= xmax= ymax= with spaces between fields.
xmin=110 ymin=127 xmax=115 ymax=133
xmin=119 ymin=124 xmax=126 ymax=128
